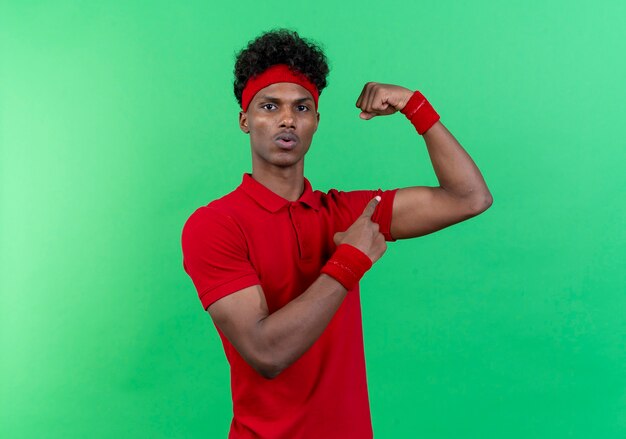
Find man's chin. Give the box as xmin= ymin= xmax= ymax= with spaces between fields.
xmin=252 ymin=148 xmax=309 ymax=170
xmin=269 ymin=149 xmax=307 ymax=165
xmin=272 ymin=156 xmax=304 ymax=168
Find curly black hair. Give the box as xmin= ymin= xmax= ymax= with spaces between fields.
xmin=233 ymin=29 xmax=330 ymax=107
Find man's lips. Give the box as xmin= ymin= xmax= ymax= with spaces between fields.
xmin=274 ymin=132 xmax=299 ymax=149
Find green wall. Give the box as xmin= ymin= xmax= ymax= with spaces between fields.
xmin=1 ymin=1 xmax=624 ymax=437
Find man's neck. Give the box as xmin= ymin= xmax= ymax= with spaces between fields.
xmin=251 ymin=165 xmax=305 ymax=202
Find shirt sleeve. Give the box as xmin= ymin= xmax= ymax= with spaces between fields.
xmin=329 ymin=188 xmax=399 ymax=242
xmin=181 ymin=206 xmax=261 ymax=310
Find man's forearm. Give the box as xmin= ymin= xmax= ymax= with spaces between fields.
xmin=255 ymin=274 xmax=347 ymax=378
xmin=422 ymin=121 xmax=492 ymax=207
xmin=222 ymin=199 xmax=383 ymax=380
xmin=353 ymin=82 xmax=491 ymax=208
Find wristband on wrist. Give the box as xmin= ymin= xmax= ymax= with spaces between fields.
xmin=400 ymin=90 xmax=440 ymax=135
xmin=321 ymin=244 xmax=373 ymax=291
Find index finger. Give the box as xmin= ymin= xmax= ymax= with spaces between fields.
xmin=361 ymin=195 xmax=381 ymax=218
xmin=355 ymin=82 xmax=370 ymax=108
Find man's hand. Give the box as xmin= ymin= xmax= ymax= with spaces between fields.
xmin=355 ymin=82 xmax=414 ymax=120
xmin=333 ymin=196 xmax=387 ymax=263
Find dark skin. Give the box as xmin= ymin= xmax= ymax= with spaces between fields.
xmin=209 ymin=81 xmax=492 ymax=379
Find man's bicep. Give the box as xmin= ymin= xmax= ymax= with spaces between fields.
xmin=390 ymin=186 xmax=477 ymax=239
xmin=207 ymin=284 xmax=269 ymax=366
xmin=331 ymin=188 xmax=398 ymax=242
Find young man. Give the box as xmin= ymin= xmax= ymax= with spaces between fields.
xmin=182 ymin=29 xmax=492 ymax=438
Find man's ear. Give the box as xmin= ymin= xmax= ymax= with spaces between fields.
xmin=239 ymin=111 xmax=249 ymax=134
xmin=314 ymin=111 xmax=320 ymax=132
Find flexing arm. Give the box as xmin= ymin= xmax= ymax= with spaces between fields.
xmin=208 ymin=197 xmax=386 ymax=379
xmin=356 ymin=83 xmax=492 ymax=239
xmin=391 ymin=120 xmax=492 ymax=239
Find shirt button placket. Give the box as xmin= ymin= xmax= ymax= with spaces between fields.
xmin=290 ymin=203 xmax=308 ymax=260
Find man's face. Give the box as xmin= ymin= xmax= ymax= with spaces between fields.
xmin=239 ymin=82 xmax=320 ymax=171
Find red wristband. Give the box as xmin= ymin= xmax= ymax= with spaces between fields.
xmin=400 ymin=90 xmax=440 ymax=135
xmin=321 ymin=244 xmax=373 ymax=291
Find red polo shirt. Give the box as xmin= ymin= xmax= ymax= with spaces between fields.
xmin=181 ymin=173 xmax=397 ymax=439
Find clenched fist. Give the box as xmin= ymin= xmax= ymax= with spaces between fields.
xmin=355 ymin=82 xmax=414 ymax=120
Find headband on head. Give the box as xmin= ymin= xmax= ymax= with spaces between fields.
xmin=241 ymin=64 xmax=319 ymax=112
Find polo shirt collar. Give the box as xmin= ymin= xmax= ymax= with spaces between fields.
xmin=239 ymin=173 xmax=321 ymax=212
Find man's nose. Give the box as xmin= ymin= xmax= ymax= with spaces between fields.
xmin=279 ymin=108 xmax=296 ymax=128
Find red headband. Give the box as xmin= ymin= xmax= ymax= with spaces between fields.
xmin=241 ymin=64 xmax=319 ymax=112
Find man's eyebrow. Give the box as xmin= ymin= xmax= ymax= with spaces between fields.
xmin=258 ymin=95 xmax=313 ymax=103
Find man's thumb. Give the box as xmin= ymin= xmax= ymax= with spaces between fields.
xmin=333 ymin=231 xmax=345 ymax=245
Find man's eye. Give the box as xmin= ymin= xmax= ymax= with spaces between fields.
xmin=297 ymin=105 xmax=309 ymax=111
xmin=262 ymin=103 xmax=276 ymax=110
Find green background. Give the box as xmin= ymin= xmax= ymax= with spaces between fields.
xmin=1 ymin=1 xmax=625 ymax=437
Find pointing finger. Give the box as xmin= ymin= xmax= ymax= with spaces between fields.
xmin=361 ymin=195 xmax=381 ymax=218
